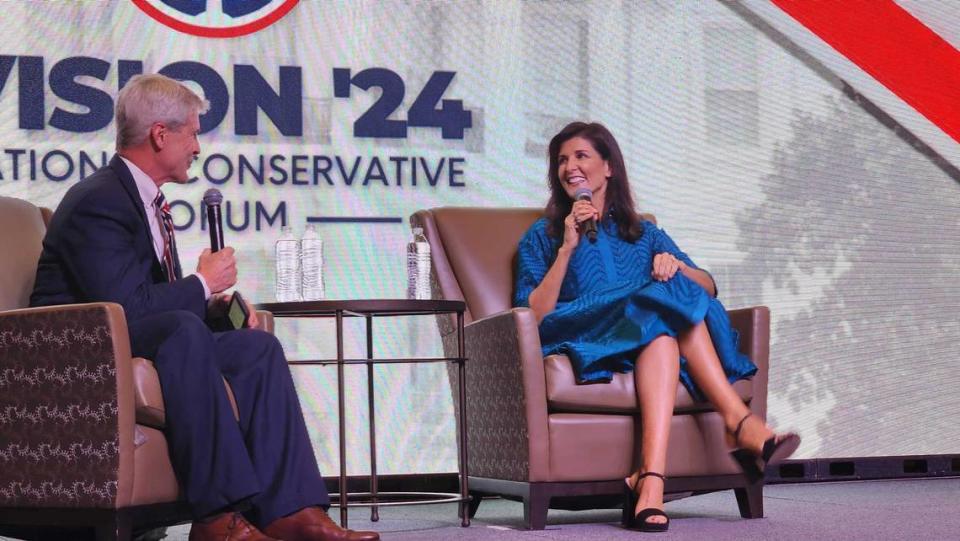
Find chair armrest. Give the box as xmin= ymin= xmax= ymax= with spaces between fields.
xmin=454 ymin=307 xmax=549 ymax=482
xmin=0 ymin=302 xmax=136 ymax=508
xmin=134 ymin=357 xmax=240 ymax=429
xmin=255 ymin=310 xmax=274 ymax=334
xmin=727 ymin=305 xmax=770 ymax=420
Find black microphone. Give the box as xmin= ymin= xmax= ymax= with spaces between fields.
xmin=203 ymin=188 xmax=224 ymax=252
xmin=574 ymin=187 xmax=598 ymax=243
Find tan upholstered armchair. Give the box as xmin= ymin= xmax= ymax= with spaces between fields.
xmin=410 ymin=207 xmax=770 ymax=530
xmin=0 ymin=195 xmax=271 ymax=541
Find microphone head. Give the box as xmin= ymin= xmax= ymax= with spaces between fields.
xmin=202 ymin=188 xmax=223 ymax=206
xmin=574 ymin=187 xmax=593 ymax=201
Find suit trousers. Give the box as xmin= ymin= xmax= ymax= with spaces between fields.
xmin=128 ymin=310 xmax=330 ymax=527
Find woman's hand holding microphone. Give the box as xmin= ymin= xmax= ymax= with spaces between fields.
xmin=562 ymin=200 xmax=601 ymax=251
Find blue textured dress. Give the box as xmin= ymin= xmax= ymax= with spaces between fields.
xmin=514 ymin=217 xmax=756 ymax=401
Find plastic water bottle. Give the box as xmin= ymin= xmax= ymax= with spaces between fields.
xmin=300 ymin=224 xmax=325 ymax=300
xmin=406 ymin=227 xmax=431 ymax=300
xmin=275 ymin=226 xmax=302 ymax=302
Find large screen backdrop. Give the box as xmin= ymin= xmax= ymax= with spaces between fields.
xmin=2 ymin=1 xmax=958 ymax=474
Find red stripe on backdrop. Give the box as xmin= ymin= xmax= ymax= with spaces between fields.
xmin=772 ymin=0 xmax=960 ymax=144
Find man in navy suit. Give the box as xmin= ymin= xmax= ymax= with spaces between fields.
xmin=31 ymin=74 xmax=378 ymax=541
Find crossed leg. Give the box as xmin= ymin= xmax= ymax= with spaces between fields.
xmin=629 ymin=321 xmax=780 ymax=524
xmin=678 ymin=321 xmax=775 ymax=452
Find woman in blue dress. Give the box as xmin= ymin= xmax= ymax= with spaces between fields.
xmin=514 ymin=122 xmax=800 ymax=532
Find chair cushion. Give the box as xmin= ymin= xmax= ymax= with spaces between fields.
xmin=133 ymin=358 xmax=167 ymax=428
xmin=0 ymin=196 xmax=47 ymax=311
xmin=544 ymin=354 xmax=753 ymax=413
xmin=133 ymin=357 xmax=239 ymax=428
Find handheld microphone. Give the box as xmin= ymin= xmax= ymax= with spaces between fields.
xmin=573 ymin=187 xmax=598 ymax=243
xmin=203 ymin=188 xmax=224 ymax=252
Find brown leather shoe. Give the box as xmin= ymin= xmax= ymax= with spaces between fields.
xmin=188 ymin=512 xmax=279 ymax=541
xmin=263 ymin=506 xmax=380 ymax=541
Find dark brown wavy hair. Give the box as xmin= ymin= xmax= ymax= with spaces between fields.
xmin=545 ymin=122 xmax=643 ymax=242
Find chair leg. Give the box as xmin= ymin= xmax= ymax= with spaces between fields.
xmin=734 ymin=482 xmax=764 ymax=519
xmin=94 ymin=512 xmax=132 ymax=541
xmin=467 ymin=491 xmax=483 ymax=518
xmin=523 ymin=485 xmax=550 ymax=530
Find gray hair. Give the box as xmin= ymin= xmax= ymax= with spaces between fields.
xmin=115 ymin=74 xmax=210 ymax=150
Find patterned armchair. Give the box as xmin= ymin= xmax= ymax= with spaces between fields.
xmin=410 ymin=207 xmax=771 ymax=529
xmin=0 ymin=196 xmax=269 ymax=541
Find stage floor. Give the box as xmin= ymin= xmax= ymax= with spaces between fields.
xmin=4 ymin=477 xmax=958 ymax=540
xmin=324 ymin=477 xmax=960 ymax=540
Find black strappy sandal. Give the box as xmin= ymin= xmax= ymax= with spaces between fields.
xmin=622 ymin=472 xmax=670 ymax=532
xmin=729 ymin=413 xmax=801 ymax=483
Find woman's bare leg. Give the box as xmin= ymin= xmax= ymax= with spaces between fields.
xmin=628 ymin=335 xmax=680 ymax=524
xmin=678 ymin=321 xmax=773 ymax=453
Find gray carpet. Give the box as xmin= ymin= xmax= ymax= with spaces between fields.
xmin=4 ymin=478 xmax=958 ymax=540
xmin=336 ymin=478 xmax=960 ymax=540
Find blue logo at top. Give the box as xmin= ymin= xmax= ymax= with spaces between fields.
xmin=133 ymin=0 xmax=299 ymax=38
xmin=160 ymin=0 xmax=273 ymax=18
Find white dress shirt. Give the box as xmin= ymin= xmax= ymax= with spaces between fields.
xmin=121 ymin=157 xmax=211 ymax=300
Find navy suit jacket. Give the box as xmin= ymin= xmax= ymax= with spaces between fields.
xmin=31 ymin=154 xmax=206 ymax=322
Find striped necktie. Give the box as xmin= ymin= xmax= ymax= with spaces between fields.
xmin=153 ymin=191 xmax=180 ymax=282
